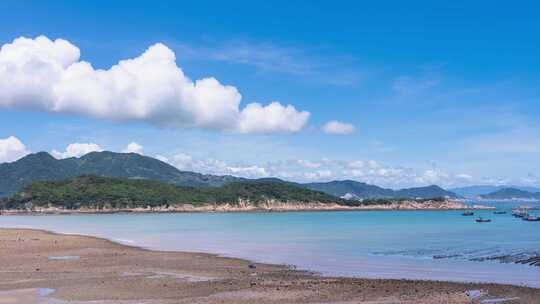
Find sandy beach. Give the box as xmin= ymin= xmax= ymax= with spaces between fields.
xmin=0 ymin=229 xmax=538 ymax=303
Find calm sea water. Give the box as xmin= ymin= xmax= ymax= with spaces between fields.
xmin=1 ymin=201 xmax=539 ymax=287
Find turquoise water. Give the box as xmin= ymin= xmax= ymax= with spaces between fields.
xmin=1 ymin=206 xmax=539 ymax=287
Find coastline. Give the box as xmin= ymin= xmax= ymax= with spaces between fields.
xmin=0 ymin=199 xmax=495 ymax=215
xmin=0 ymin=228 xmax=538 ymax=303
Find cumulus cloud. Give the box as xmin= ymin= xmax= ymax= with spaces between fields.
xmin=122 ymin=142 xmax=144 ymax=155
xmin=227 ymin=165 xmax=268 ymax=177
xmin=0 ymin=136 xmax=30 ymax=163
xmin=303 ymin=170 xmax=334 ymax=180
xmin=238 ymin=102 xmax=309 ymax=133
xmin=155 ymin=153 xmax=193 ymax=170
xmin=322 ymin=120 xmax=356 ymax=135
xmin=346 ymin=160 xmax=379 ymax=170
xmin=51 ymin=143 xmax=103 ymax=159
xmin=155 ymin=152 xmax=467 ymax=187
xmin=157 ymin=152 xmax=268 ymax=178
xmin=0 ymin=36 xmax=309 ymax=133
xmin=297 ymin=159 xmax=322 ymax=169
xmin=414 ymin=169 xmax=449 ymax=185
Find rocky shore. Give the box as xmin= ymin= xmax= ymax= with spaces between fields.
xmin=0 ymin=199 xmax=494 ymax=215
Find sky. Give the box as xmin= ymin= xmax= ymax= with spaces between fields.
xmin=0 ymin=1 xmax=539 ymax=189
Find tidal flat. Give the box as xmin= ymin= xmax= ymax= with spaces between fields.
xmin=0 ymin=228 xmax=539 ymax=303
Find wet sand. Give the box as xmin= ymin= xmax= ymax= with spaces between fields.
xmin=0 ymin=228 xmax=538 ymax=303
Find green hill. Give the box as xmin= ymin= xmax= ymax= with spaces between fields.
xmin=0 ymin=151 xmax=243 ymax=197
xmin=1 ymin=175 xmax=349 ymax=210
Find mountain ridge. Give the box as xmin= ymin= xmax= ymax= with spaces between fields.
xmin=305 ymin=180 xmax=457 ymax=200
xmin=480 ymin=187 xmax=540 ymax=200
xmin=451 ymin=185 xmax=540 ymax=198
xmin=1 ymin=151 xmax=458 ymax=200
xmin=0 ymin=151 xmax=242 ymax=197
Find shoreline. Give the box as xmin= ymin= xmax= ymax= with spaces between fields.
xmin=0 ymin=199 xmax=495 ymax=215
xmin=0 ymin=228 xmax=539 ymax=303
xmin=0 ymin=208 xmax=493 ymax=215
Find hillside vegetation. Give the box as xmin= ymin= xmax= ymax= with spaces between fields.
xmin=0 ymin=151 xmax=243 ymax=197
xmin=1 ymin=175 xmax=351 ymax=210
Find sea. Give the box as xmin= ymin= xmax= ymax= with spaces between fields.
xmin=1 ymin=200 xmax=539 ymax=287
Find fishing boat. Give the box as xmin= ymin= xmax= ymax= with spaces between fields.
xmin=493 ymin=211 xmax=507 ymax=214
xmin=522 ymin=214 xmax=540 ymax=222
xmin=462 ymin=211 xmax=474 ymax=216
xmin=475 ymin=217 xmax=491 ymax=223
xmin=512 ymin=208 xmax=527 ymax=218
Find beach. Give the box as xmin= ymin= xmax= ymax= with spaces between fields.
xmin=0 ymin=228 xmax=538 ymax=304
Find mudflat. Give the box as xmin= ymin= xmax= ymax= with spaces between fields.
xmin=0 ymin=228 xmax=538 ymax=303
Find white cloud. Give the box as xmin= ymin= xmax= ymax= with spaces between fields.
xmin=322 ymin=120 xmax=356 ymax=135
xmin=155 ymin=154 xmax=170 ymax=163
xmin=237 ymin=102 xmax=309 ymax=133
xmin=414 ymin=169 xmax=450 ymax=185
xmin=156 ymin=153 xmax=193 ymax=170
xmin=455 ymin=173 xmax=473 ymax=181
xmin=346 ymin=160 xmax=380 ymax=170
xmin=157 ymin=152 xmax=268 ymax=178
xmin=156 ymin=153 xmax=461 ymax=186
xmin=0 ymin=36 xmax=309 ymax=134
xmin=122 ymin=142 xmax=144 ymax=155
xmin=227 ymin=165 xmax=268 ymax=178
xmin=51 ymin=143 xmax=103 ymax=159
xmin=0 ymin=136 xmax=30 ymax=163
xmin=3 ymin=134 xmax=526 ymax=187
xmin=304 ymin=170 xmax=334 ymax=180
xmin=346 ymin=160 xmax=365 ymax=169
xmin=297 ymin=159 xmax=322 ymax=169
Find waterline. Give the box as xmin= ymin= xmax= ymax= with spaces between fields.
xmin=1 ymin=210 xmax=539 ymax=287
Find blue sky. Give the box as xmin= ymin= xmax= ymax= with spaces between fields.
xmin=0 ymin=1 xmax=539 ymax=188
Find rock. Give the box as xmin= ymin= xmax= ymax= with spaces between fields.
xmin=466 ymin=289 xmax=486 ymax=299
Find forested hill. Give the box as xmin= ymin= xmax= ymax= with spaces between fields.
xmin=1 ymin=175 xmax=351 ymax=210
xmin=0 ymin=151 xmax=243 ymax=197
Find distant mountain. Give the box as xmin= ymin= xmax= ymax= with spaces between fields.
xmin=304 ymin=180 xmax=394 ymax=199
xmin=304 ymin=180 xmax=457 ymax=200
xmin=395 ymin=185 xmax=457 ymax=199
xmin=2 ymin=175 xmax=348 ymax=210
xmin=480 ymin=188 xmax=540 ymax=200
xmin=0 ymin=151 xmax=242 ymax=197
xmin=451 ymin=185 xmax=540 ymax=198
xmin=450 ymin=186 xmax=504 ymax=198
